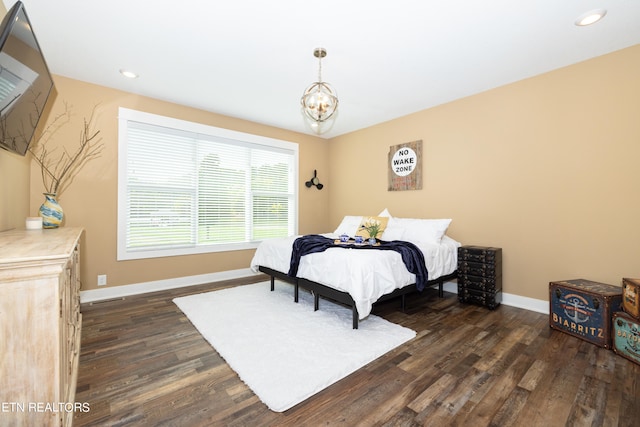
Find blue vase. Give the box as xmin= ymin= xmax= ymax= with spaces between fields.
xmin=39 ymin=193 xmax=64 ymax=229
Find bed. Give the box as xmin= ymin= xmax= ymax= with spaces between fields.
xmin=250 ymin=212 xmax=461 ymax=328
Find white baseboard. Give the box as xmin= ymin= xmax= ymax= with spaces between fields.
xmin=442 ymin=280 xmax=458 ymax=294
xmin=502 ymin=292 xmax=549 ymax=314
xmin=80 ymin=268 xmax=260 ymax=303
xmin=443 ymin=281 xmax=548 ymax=315
xmin=82 ymin=273 xmax=549 ymax=315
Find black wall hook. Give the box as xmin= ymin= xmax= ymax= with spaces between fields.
xmin=305 ymin=170 xmax=323 ymax=190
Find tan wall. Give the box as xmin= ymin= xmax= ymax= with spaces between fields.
xmin=0 ymin=146 xmax=30 ymax=232
xmin=328 ymin=44 xmax=640 ymax=301
xmin=6 ymin=14 xmax=637 ymax=302
xmin=28 ymin=76 xmax=329 ymax=291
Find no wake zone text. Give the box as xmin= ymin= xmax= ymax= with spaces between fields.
xmin=392 ymin=156 xmax=415 ymax=173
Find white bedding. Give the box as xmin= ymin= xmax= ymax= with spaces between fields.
xmin=250 ymin=233 xmax=460 ymax=319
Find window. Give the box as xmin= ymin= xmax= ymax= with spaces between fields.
xmin=117 ymin=108 xmax=298 ymax=260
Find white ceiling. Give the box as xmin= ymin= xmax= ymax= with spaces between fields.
xmin=5 ymin=0 xmax=640 ymax=139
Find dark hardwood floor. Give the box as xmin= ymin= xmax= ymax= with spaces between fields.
xmin=74 ymin=276 xmax=639 ymax=426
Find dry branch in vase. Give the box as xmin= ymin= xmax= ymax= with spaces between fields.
xmin=28 ymin=103 xmax=103 ymax=197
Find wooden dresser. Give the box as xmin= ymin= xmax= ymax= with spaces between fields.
xmin=0 ymin=227 xmax=83 ymax=427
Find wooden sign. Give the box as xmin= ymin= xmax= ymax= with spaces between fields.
xmin=388 ymin=140 xmax=422 ymax=191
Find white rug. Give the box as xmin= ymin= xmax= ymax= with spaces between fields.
xmin=173 ymin=281 xmax=416 ymax=412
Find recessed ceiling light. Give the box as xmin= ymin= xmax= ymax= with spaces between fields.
xmin=119 ymin=69 xmax=138 ymax=79
xmin=575 ymin=9 xmax=607 ymax=26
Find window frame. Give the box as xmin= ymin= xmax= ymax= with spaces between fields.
xmin=117 ymin=107 xmax=299 ymax=261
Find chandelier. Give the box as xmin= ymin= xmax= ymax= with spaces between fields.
xmin=300 ymin=48 xmax=338 ymax=133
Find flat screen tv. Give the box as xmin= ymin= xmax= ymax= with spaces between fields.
xmin=0 ymin=1 xmax=54 ymax=156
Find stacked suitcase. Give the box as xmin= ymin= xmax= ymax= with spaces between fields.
xmin=612 ymin=278 xmax=640 ymax=366
xmin=457 ymin=246 xmax=502 ymax=309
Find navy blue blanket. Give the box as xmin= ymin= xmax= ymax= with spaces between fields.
xmin=288 ymin=235 xmax=430 ymax=291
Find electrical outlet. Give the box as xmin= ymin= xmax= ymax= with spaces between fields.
xmin=97 ymin=274 xmax=107 ymax=286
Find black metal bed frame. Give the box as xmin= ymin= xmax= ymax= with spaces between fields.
xmin=258 ymin=265 xmax=458 ymax=329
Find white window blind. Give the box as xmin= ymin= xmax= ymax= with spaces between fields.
xmin=117 ymin=108 xmax=298 ymax=260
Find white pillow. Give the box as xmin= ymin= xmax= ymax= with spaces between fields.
xmin=333 ymin=216 xmax=363 ymax=236
xmin=394 ymin=218 xmax=452 ymax=244
xmin=378 ymin=208 xmax=392 ymax=217
xmin=381 ymin=217 xmax=405 ymax=241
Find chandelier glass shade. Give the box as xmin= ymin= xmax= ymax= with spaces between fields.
xmin=301 ymin=48 xmax=338 ymax=132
